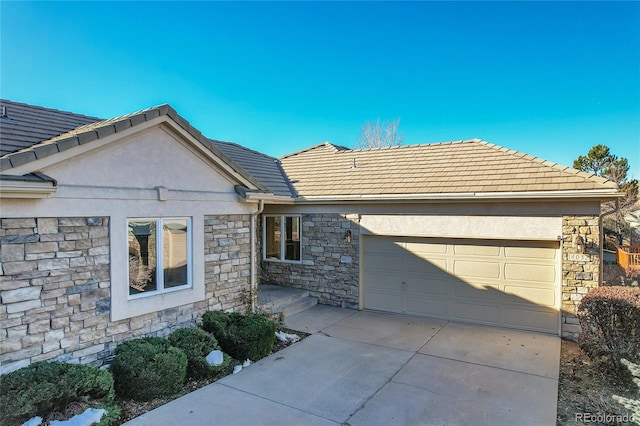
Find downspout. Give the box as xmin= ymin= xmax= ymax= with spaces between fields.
xmin=600 ymin=198 xmax=621 ymax=285
xmin=250 ymin=199 xmax=265 ymax=312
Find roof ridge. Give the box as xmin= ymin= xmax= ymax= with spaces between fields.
xmin=280 ymin=141 xmax=344 ymax=159
xmin=331 ymin=139 xmax=482 ymax=154
xmin=211 ymin=139 xmax=278 ymax=161
xmin=478 ymin=140 xmax=618 ymax=188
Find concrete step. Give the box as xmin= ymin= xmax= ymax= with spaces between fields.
xmin=258 ymin=284 xmax=318 ymax=318
xmin=277 ymin=296 xmax=318 ymax=318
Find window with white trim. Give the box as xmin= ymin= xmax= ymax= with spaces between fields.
xmin=264 ymin=215 xmax=301 ymax=262
xmin=127 ymin=218 xmax=192 ymax=297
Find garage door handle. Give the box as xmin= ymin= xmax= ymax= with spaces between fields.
xmin=402 ymin=281 xmax=407 ymax=291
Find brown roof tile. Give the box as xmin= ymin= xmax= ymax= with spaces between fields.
xmin=279 ymin=139 xmax=619 ymax=197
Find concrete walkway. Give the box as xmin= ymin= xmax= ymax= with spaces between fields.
xmin=125 ymin=306 xmax=560 ymax=426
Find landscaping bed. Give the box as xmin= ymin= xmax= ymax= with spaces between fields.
xmin=115 ymin=327 xmax=308 ymax=424
xmin=0 ymin=307 xmax=308 ymax=426
xmin=557 ymin=340 xmax=637 ymax=425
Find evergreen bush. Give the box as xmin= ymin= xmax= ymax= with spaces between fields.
xmin=200 ymin=311 xmax=277 ymax=361
xmin=0 ymin=361 xmax=116 ymax=426
xmin=111 ymin=337 xmax=187 ymax=401
xmin=168 ymin=327 xmax=231 ymax=379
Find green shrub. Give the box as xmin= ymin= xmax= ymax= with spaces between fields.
xmin=168 ymin=327 xmax=231 ymax=379
xmin=0 ymin=361 xmax=115 ymax=426
xmin=200 ymin=311 xmax=277 ymax=361
xmin=111 ymin=336 xmax=187 ymax=401
xmin=577 ymin=286 xmax=640 ymax=371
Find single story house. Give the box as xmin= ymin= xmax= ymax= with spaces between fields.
xmin=0 ymin=99 xmax=622 ymax=373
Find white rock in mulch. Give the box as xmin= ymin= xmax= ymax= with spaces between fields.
xmin=206 ymin=350 xmax=224 ymax=366
xmin=23 ymin=408 xmax=105 ymax=426
xmin=233 ymin=359 xmax=252 ymax=375
xmin=50 ymin=408 xmax=105 ymax=426
xmin=275 ymin=331 xmax=300 ymax=343
xmin=22 ymin=417 xmax=42 ymax=426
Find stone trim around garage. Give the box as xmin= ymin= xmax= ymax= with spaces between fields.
xmin=260 ymin=213 xmax=360 ymax=308
xmin=560 ymin=215 xmax=600 ymax=340
xmin=0 ymin=214 xmax=252 ymax=374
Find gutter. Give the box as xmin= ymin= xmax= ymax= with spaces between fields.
xmin=291 ymin=189 xmax=623 ymax=204
xmin=250 ymin=199 xmax=264 ymax=312
xmin=0 ymin=173 xmax=57 ymax=199
xmin=242 ymin=192 xmax=296 ymax=204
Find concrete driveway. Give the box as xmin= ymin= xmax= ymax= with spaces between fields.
xmin=126 ymin=306 xmax=560 ymax=426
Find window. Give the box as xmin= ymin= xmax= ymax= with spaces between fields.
xmin=128 ymin=218 xmax=192 ymax=297
xmin=264 ymin=215 xmax=301 ymax=262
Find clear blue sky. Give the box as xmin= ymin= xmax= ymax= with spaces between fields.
xmin=2 ymin=1 xmax=639 ymax=179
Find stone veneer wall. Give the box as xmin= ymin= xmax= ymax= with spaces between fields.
xmin=561 ymin=214 xmax=601 ymax=340
xmin=261 ymin=213 xmax=360 ymax=308
xmin=0 ymin=215 xmax=251 ymax=373
xmin=203 ymin=215 xmax=252 ymax=311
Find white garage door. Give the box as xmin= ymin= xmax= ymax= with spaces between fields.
xmin=363 ymin=236 xmax=560 ymax=334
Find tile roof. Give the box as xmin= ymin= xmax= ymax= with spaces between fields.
xmin=278 ymin=140 xmax=619 ymax=197
xmin=212 ymin=141 xmax=296 ymax=197
xmin=0 ymin=102 xmax=266 ymax=191
xmin=0 ymin=100 xmax=620 ymax=201
xmin=0 ymin=99 xmax=102 ymax=156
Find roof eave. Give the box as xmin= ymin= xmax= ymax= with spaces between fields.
xmin=0 ymin=179 xmax=57 ymax=199
xmin=235 ymin=187 xmax=297 ymax=204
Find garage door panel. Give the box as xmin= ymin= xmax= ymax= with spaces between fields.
xmin=405 ymin=296 xmax=448 ymax=317
xmin=505 ymin=286 xmax=556 ymax=307
xmin=505 ymin=245 xmax=556 ymax=259
xmin=504 ymin=307 xmax=558 ymax=331
xmin=366 ymin=292 xmax=403 ymax=313
xmin=405 ymin=257 xmax=448 ymax=275
xmin=454 ymin=244 xmax=500 ymax=256
xmin=452 ymin=302 xmax=501 ymax=323
xmin=453 ymin=260 xmax=501 ymax=279
xmin=504 ymin=263 xmax=556 ymax=283
xmin=405 ymin=275 xmax=450 ymax=296
xmin=366 ymin=237 xmax=404 ymax=254
xmin=453 ymin=282 xmax=502 ymax=300
xmin=405 ymin=242 xmax=448 ymax=255
xmin=365 ymin=253 xmax=404 ymax=271
xmin=364 ymin=236 xmax=560 ymax=334
xmin=366 ymin=272 xmax=403 ymax=292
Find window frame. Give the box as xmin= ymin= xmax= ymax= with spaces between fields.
xmin=263 ymin=214 xmax=302 ymax=263
xmin=127 ymin=217 xmax=193 ymax=299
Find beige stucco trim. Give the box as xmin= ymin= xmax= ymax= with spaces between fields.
xmin=242 ymin=191 xmax=296 ymax=204
xmin=262 ymin=200 xmax=603 ymax=217
xmin=359 ymin=215 xmax=563 ymax=241
xmin=0 ymin=180 xmax=57 ymax=198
